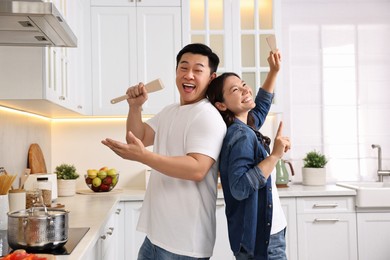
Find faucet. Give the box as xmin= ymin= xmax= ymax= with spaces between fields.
xmin=371 ymin=144 xmax=390 ymax=182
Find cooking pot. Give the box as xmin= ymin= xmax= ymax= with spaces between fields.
xmin=7 ymin=207 xmax=69 ymax=251
xmin=276 ymin=159 xmax=294 ymax=188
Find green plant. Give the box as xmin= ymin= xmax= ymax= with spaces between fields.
xmin=55 ymin=163 xmax=79 ymax=180
xmin=303 ymin=150 xmax=328 ymax=168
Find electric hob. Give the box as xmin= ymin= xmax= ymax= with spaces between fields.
xmin=0 ymin=227 xmax=89 ymax=256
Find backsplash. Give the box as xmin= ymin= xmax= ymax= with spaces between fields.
xmin=0 ymin=107 xmax=51 ymax=186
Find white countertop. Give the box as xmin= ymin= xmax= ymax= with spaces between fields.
xmin=55 ymin=184 xmax=355 ymax=259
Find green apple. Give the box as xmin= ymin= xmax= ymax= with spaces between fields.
xmin=97 ymin=170 xmax=107 ymax=180
xmin=92 ymin=177 xmax=102 ymax=187
xmin=87 ymin=169 xmax=98 ymax=179
xmin=107 ymin=168 xmax=117 ymax=177
xmin=112 ymin=175 xmax=118 ymax=185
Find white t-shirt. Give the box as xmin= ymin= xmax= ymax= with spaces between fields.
xmin=270 ymin=167 xmax=287 ymax=234
xmin=137 ymin=99 xmax=227 ymax=257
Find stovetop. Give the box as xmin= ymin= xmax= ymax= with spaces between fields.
xmin=0 ymin=227 xmax=89 ymax=256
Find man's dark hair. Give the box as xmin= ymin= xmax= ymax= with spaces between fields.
xmin=176 ymin=43 xmax=220 ymax=74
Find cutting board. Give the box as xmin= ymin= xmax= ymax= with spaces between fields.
xmin=28 ymin=143 xmax=47 ymax=174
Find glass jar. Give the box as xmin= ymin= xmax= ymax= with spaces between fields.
xmin=25 ymin=189 xmax=42 ymax=209
xmin=33 ymin=177 xmax=52 ymax=207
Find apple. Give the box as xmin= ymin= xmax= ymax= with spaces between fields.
xmin=85 ymin=177 xmax=93 ymax=185
xmin=99 ymin=166 xmax=108 ymax=172
xmin=92 ymin=177 xmax=102 ymax=187
xmin=92 ymin=184 xmax=100 ymax=192
xmin=97 ymin=170 xmax=107 ymax=180
xmin=103 ymin=176 xmax=112 ymax=185
xmin=87 ymin=169 xmax=98 ymax=179
xmin=100 ymin=183 xmax=110 ymax=192
xmin=112 ymin=175 xmax=118 ymax=185
xmin=107 ymin=168 xmax=117 ymax=177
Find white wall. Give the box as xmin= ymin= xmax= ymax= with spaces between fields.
xmin=51 ymin=118 xmax=148 ymax=190
xmin=0 ymin=107 xmax=51 ymax=187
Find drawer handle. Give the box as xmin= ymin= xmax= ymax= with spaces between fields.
xmin=313 ymin=203 xmax=338 ymax=208
xmin=314 ymin=218 xmax=340 ymax=222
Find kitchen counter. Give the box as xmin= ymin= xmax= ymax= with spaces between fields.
xmin=55 ymin=184 xmax=355 ymax=259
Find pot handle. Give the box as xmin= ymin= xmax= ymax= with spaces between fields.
xmin=283 ymin=160 xmax=295 ymax=176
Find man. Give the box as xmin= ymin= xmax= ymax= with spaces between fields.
xmin=102 ymin=43 xmax=227 ymax=259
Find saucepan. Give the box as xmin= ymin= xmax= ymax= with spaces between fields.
xmin=7 ymin=206 xmax=69 ymax=251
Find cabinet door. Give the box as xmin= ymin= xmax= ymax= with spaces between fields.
xmin=297 ymin=213 xmax=358 ymax=260
xmin=91 ymin=5 xmax=181 ymax=116
xmin=91 ymin=6 xmax=137 ymax=116
xmin=136 ymin=7 xmax=181 ymax=114
xmin=280 ymin=197 xmax=298 ymax=260
xmin=124 ymin=201 xmax=145 ymax=260
xmin=357 ymin=212 xmax=390 ymax=260
xmin=212 ymin=199 xmax=234 ymax=259
xmin=115 ymin=202 xmax=125 ymax=260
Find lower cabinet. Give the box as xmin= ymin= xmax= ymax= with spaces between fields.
xmin=281 ymin=196 xmax=358 ymax=260
xmin=280 ymin=197 xmax=298 ymax=260
xmin=101 ymin=202 xmax=125 ymax=260
xmin=124 ymin=201 xmax=145 ymax=260
xmin=357 ymin=212 xmax=390 ymax=260
xmin=212 ymin=198 xmax=234 ymax=259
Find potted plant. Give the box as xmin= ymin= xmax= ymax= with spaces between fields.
xmin=302 ymin=150 xmax=328 ymax=186
xmin=55 ymin=163 xmax=79 ymax=196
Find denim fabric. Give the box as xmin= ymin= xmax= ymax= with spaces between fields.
xmin=138 ymin=237 xmax=210 ymax=260
xmin=268 ymin=228 xmax=287 ymax=260
xmin=234 ymin=228 xmax=286 ymax=260
xmin=219 ymin=88 xmax=275 ymax=259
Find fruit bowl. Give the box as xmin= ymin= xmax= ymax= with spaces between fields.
xmin=85 ymin=168 xmax=119 ymax=192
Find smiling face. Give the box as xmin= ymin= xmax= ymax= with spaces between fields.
xmin=216 ymin=75 xmax=255 ymax=123
xmin=176 ymin=53 xmax=216 ymax=105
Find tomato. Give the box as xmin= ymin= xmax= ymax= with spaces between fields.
xmin=0 ymin=250 xmax=47 ymax=260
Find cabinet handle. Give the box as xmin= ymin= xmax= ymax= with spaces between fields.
xmin=313 ymin=203 xmax=338 ymax=208
xmin=59 ymin=96 xmax=65 ymax=101
xmin=314 ymin=218 xmax=340 ymax=222
xmin=100 ymin=234 xmax=107 ymax=240
xmin=107 ymin=227 xmax=114 ymax=235
xmin=115 ymin=208 xmax=121 ymax=215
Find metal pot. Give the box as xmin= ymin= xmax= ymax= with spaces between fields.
xmin=7 ymin=207 xmax=69 ymax=251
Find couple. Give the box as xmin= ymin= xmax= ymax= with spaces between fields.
xmin=102 ymin=43 xmax=290 ymax=260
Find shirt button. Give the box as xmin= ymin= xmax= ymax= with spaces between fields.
xmin=265 ymin=240 xmax=269 ymax=244
xmin=267 ymin=222 xmax=271 ymax=226
xmin=269 ymin=187 xmax=272 ymax=191
xmin=269 ymin=204 xmax=272 ymax=208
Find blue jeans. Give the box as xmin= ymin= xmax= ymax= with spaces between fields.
xmin=138 ymin=237 xmax=210 ymax=260
xmin=235 ymin=228 xmax=287 ymax=260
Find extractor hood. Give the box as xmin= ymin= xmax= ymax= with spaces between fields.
xmin=0 ymin=0 xmax=77 ymax=47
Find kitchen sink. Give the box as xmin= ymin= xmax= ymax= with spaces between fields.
xmin=336 ymin=181 xmax=390 ymax=208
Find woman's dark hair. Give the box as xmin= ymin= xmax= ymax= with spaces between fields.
xmin=176 ymin=43 xmax=220 ymax=74
xmin=207 ymin=72 xmax=255 ymax=128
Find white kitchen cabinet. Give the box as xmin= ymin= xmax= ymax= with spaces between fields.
xmin=280 ymin=197 xmax=298 ymax=260
xmin=212 ymin=198 xmax=234 ymax=259
xmin=124 ymin=201 xmax=145 ymax=259
xmin=296 ymin=196 xmax=358 ymax=260
xmin=0 ymin=0 xmax=89 ymax=117
xmin=90 ymin=1 xmax=181 ymax=116
xmin=182 ymin=0 xmax=283 ymax=113
xmin=100 ymin=203 xmax=125 ymax=260
xmin=357 ymin=212 xmax=390 ymax=260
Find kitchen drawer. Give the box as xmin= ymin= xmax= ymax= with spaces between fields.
xmin=297 ymin=196 xmax=355 ymax=214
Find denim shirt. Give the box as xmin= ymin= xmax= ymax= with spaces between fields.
xmin=219 ymin=88 xmax=274 ymax=260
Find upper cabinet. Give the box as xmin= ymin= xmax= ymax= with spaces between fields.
xmin=182 ymin=0 xmax=282 ymax=113
xmin=0 ymin=0 xmax=90 ymax=117
xmin=90 ymin=0 xmax=181 ymax=116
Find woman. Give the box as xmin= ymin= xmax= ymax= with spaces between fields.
xmin=207 ymin=51 xmax=290 ymax=260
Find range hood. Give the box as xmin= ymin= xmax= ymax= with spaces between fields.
xmin=0 ymin=0 xmax=77 ymax=47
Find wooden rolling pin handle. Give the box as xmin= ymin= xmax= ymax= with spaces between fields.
xmin=110 ymin=95 xmax=128 ymax=104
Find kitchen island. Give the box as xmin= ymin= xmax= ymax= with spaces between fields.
xmin=54 ymin=184 xmax=355 ymax=260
